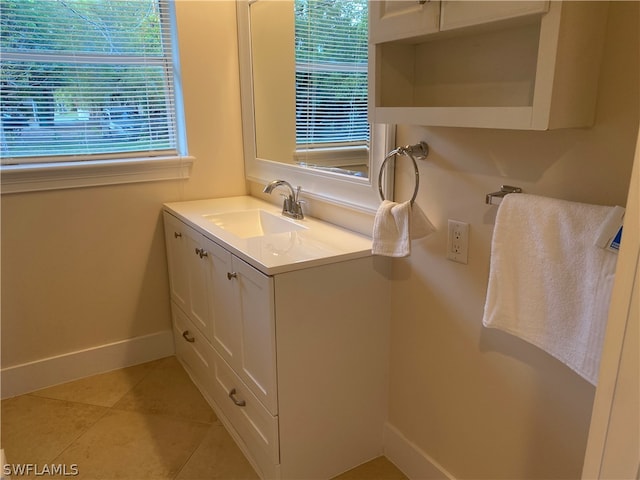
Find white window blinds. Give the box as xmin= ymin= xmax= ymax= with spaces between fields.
xmin=294 ymin=0 xmax=369 ymax=149
xmin=0 ymin=0 xmax=181 ymax=164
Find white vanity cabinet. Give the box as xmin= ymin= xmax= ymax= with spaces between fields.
xmin=163 ymin=211 xmax=211 ymax=340
xmin=369 ymin=0 xmax=609 ymax=130
xmin=162 ymin=202 xmax=389 ymax=480
xmin=164 ymin=211 xmax=277 ymax=411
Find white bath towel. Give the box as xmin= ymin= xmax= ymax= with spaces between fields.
xmin=482 ymin=194 xmax=619 ymax=385
xmin=372 ymin=200 xmax=435 ymax=257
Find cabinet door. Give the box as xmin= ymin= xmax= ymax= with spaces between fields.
xmin=164 ymin=212 xmax=214 ymax=341
xmin=206 ymin=248 xmax=277 ymax=414
xmin=233 ymin=256 xmax=278 ymax=414
xmin=163 ymin=212 xmax=190 ymax=314
xmin=369 ymin=0 xmax=440 ymax=43
xmin=206 ymin=239 xmax=241 ymax=372
xmin=184 ymin=228 xmax=212 ymax=340
xmin=440 ymin=1 xmax=549 ymax=32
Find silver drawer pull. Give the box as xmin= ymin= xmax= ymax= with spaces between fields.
xmin=228 ymin=388 xmax=246 ymax=407
xmin=194 ymin=248 xmax=208 ymax=259
xmin=182 ymin=330 xmax=195 ymax=343
xmin=227 ymin=271 xmax=237 ymax=280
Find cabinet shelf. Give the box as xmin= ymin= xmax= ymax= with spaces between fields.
xmin=369 ymin=1 xmax=609 ymax=130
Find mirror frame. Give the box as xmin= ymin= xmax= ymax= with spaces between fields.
xmin=236 ymin=0 xmax=394 ymax=215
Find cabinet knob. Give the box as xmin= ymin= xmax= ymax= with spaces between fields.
xmin=174 ymin=232 xmax=182 ymax=238
xmin=227 ymin=272 xmax=238 ymax=280
xmin=228 ymin=388 xmax=246 ymax=407
xmin=195 ymin=248 xmax=208 ymax=259
xmin=182 ymin=330 xmax=195 ymax=343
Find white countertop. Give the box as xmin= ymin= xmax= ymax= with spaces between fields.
xmin=163 ymin=196 xmax=373 ymax=275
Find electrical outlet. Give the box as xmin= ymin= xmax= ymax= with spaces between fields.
xmin=447 ymin=220 xmax=469 ymax=264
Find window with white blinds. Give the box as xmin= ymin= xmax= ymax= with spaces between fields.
xmin=0 ymin=0 xmax=183 ymax=165
xmin=294 ymin=0 xmax=369 ymax=151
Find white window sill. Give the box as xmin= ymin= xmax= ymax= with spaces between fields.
xmin=1 ymin=156 xmax=194 ymax=194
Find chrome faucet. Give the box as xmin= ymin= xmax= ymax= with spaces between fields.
xmin=263 ymin=180 xmax=304 ymax=220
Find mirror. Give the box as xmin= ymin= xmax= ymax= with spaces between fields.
xmin=237 ymin=0 xmax=393 ymax=214
xmin=250 ymin=0 xmax=296 ymax=166
xmin=250 ymin=0 xmax=369 ymax=178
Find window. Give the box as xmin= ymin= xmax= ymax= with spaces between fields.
xmin=293 ymin=0 xmax=369 ymax=172
xmin=0 ymin=0 xmax=189 ymax=192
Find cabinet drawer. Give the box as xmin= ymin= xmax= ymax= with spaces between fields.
xmin=211 ymin=349 xmax=279 ymax=472
xmin=172 ymin=303 xmax=214 ymax=398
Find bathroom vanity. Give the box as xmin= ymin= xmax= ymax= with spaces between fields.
xmin=162 ymin=196 xmax=390 ymax=479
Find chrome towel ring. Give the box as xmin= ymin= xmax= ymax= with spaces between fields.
xmin=378 ymin=141 xmax=429 ymax=205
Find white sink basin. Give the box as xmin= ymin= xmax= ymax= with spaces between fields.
xmin=203 ymin=209 xmax=307 ymax=238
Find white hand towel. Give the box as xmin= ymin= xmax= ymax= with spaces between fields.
xmin=373 ymin=200 xmax=411 ymax=257
xmin=372 ymin=200 xmax=435 ymax=257
xmin=482 ymin=194 xmax=619 ymax=385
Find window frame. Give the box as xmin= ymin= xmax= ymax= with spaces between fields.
xmin=0 ymin=0 xmax=191 ymax=194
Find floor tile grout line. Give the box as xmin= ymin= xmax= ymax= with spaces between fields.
xmin=170 ymin=427 xmax=210 ymax=480
xmin=26 ymin=356 xmax=173 ymax=409
xmin=47 ymin=401 xmax=112 ymax=466
xmin=23 ymin=392 xmax=112 ymax=410
xmin=107 ymin=403 xmax=218 ymax=427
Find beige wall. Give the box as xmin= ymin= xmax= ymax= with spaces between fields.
xmin=1 ymin=1 xmax=246 ymax=367
xmin=2 ymin=2 xmax=638 ymax=479
xmin=388 ymin=2 xmax=639 ymax=479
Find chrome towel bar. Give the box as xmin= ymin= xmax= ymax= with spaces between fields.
xmin=486 ymin=185 xmax=522 ymax=205
xmin=378 ymin=141 xmax=429 ymax=205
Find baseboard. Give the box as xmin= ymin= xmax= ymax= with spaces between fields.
xmin=1 ymin=330 xmax=175 ymax=399
xmin=384 ymin=422 xmax=455 ymax=480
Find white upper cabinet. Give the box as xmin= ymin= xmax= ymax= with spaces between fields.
xmin=369 ymin=1 xmax=609 ymax=130
xmin=439 ymin=1 xmax=549 ymax=31
xmin=369 ymin=0 xmax=440 ymax=43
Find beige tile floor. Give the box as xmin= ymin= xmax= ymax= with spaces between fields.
xmin=1 ymin=356 xmax=407 ymax=480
